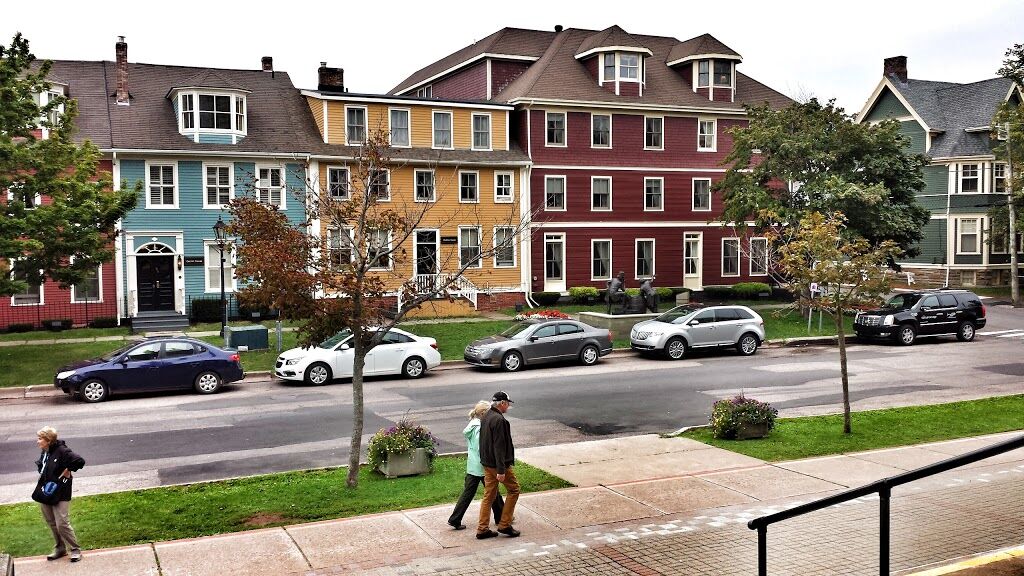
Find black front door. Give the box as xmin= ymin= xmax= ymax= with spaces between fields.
xmin=137 ymin=256 xmax=174 ymax=312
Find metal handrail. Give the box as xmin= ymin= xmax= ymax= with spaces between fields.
xmin=747 ymin=433 xmax=1024 ymax=575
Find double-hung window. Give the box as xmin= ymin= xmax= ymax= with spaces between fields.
xmin=603 ymin=54 xmax=615 ymax=80
xmin=147 ymin=164 xmax=176 ymax=208
xmin=180 ymin=94 xmax=195 ymax=129
xmin=591 ymin=177 xmax=612 ymax=211
xmin=199 ymin=94 xmax=231 ymax=129
xmin=6 ymin=183 xmax=39 ymax=209
xmin=750 ymin=238 xmax=768 ymax=275
xmin=235 ymin=97 xmax=246 ymax=132
xmin=389 ymin=109 xmax=410 ymax=147
xmin=205 ymin=242 xmax=235 ymax=291
xmin=346 ymin=106 xmax=366 ymax=144
xmin=698 ymin=119 xmax=717 ymax=151
xmin=416 ymin=85 xmax=432 ymax=98
xmin=958 ymin=219 xmax=980 ymax=254
xmin=635 ymin=239 xmax=654 ymax=279
xmin=692 ymin=178 xmax=712 ymax=211
xmin=494 ymin=172 xmax=513 ymax=203
xmin=546 ymin=112 xmax=566 ymax=146
xmin=71 ymin=265 xmax=102 ymax=303
xmin=433 ymin=111 xmax=452 ymax=148
xmin=494 ymin=226 xmax=516 ymax=268
xmin=994 ymin=164 xmax=1008 ymax=193
xmin=644 ymin=178 xmax=663 ymax=211
xmin=619 ymin=53 xmax=639 ymax=79
xmin=367 ymin=229 xmax=391 ymax=270
xmin=204 ymin=165 xmax=232 ymax=208
xmin=414 ymin=170 xmax=435 ymax=202
xmin=472 ymin=113 xmax=491 ymax=150
xmin=257 ymin=166 xmax=284 ymax=207
xmin=722 ymin=238 xmax=740 ymax=276
xmin=545 ymin=176 xmax=565 ymax=210
xmin=697 ymin=60 xmax=710 ymax=87
xmin=713 ymin=61 xmax=732 ymax=86
xmin=592 ymin=114 xmax=611 ymax=148
xmin=327 ymin=167 xmax=350 ymax=200
xmin=644 ymin=117 xmax=663 ymax=149
xmin=592 ymin=239 xmax=611 ymax=280
xmin=326 ymin=227 xmax=353 ymax=267
xmin=10 ymin=262 xmax=42 ymax=305
xmin=459 ymin=227 xmax=482 ymax=268
xmin=368 ymin=169 xmax=390 ymax=201
xmin=460 ymin=171 xmax=479 ymax=203
xmin=959 ymin=164 xmax=979 ymax=193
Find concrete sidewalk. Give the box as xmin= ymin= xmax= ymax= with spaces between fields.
xmin=12 ymin=431 xmax=1024 ymax=576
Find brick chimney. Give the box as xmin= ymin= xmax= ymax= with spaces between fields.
xmin=884 ymin=56 xmax=908 ymax=83
xmin=261 ymin=56 xmax=273 ymax=72
xmin=318 ymin=61 xmax=345 ymax=93
xmin=115 ymin=36 xmax=129 ymax=105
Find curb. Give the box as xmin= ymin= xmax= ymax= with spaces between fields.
xmin=904 ymin=544 xmax=1024 ymax=575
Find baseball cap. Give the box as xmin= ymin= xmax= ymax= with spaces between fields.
xmin=492 ymin=391 xmax=514 ymax=403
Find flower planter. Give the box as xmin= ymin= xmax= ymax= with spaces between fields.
xmin=377 ymin=447 xmax=431 ymax=478
xmin=736 ymin=422 xmax=770 ymax=440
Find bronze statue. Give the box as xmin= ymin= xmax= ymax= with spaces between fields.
xmin=640 ymin=278 xmax=658 ymax=313
xmin=606 ymin=271 xmax=626 ymax=314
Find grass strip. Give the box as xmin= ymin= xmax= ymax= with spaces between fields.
xmin=681 ymin=395 xmax=1024 ymax=462
xmin=0 ymin=456 xmax=570 ymax=557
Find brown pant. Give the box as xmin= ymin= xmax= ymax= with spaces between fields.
xmin=478 ymin=466 xmax=520 ymax=533
xmin=40 ymin=500 xmax=80 ymax=553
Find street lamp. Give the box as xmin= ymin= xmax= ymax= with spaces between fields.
xmin=213 ymin=216 xmax=228 ymax=337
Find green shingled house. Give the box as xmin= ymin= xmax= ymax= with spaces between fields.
xmin=857 ymin=56 xmax=1023 ymax=288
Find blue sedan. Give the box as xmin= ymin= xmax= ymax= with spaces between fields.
xmin=54 ymin=337 xmax=245 ymax=402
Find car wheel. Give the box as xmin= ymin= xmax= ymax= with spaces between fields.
xmin=736 ymin=333 xmax=760 ymax=356
xmin=956 ymin=321 xmax=976 ymax=342
xmin=579 ymin=344 xmax=600 ymax=366
xmin=80 ymin=379 xmax=108 ymax=403
xmin=501 ymin=351 xmax=524 ymax=372
xmin=664 ymin=337 xmax=687 ymax=360
xmin=194 ymin=371 xmax=222 ymax=394
xmin=402 ymin=356 xmax=426 ymax=378
xmin=305 ymin=362 xmax=332 ymax=386
xmin=896 ymin=324 xmax=917 ymax=346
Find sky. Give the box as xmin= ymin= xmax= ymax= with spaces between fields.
xmin=4 ymin=0 xmax=1022 ymax=114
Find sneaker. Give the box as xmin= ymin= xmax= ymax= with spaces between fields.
xmin=497 ymin=526 xmax=521 ymax=538
xmin=475 ymin=530 xmax=498 ymax=540
xmin=46 ymin=549 xmax=67 ymax=561
xmin=447 ymin=522 xmax=466 ymax=531
xmin=70 ymin=550 xmax=82 ymax=563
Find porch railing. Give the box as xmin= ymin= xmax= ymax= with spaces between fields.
xmin=411 ymin=273 xmax=479 ymax=309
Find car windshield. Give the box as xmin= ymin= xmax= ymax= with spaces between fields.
xmin=653 ymin=305 xmax=700 ymax=324
xmin=318 ymin=329 xmax=353 ymax=349
xmin=100 ymin=343 xmax=137 ymax=362
xmin=883 ymin=294 xmax=922 ymax=310
xmin=499 ymin=322 xmax=536 ymax=339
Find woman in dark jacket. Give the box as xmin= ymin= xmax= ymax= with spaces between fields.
xmin=34 ymin=426 xmax=85 ymax=562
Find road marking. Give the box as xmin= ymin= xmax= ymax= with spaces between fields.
xmin=753 ymin=362 xmax=839 ymax=373
xmin=978 ymin=329 xmax=1024 ymax=336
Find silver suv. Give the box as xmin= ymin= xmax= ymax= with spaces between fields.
xmin=630 ymin=305 xmax=766 ymax=360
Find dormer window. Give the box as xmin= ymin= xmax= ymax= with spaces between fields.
xmin=697 ymin=61 xmax=710 ymax=87
xmin=600 ymin=51 xmax=645 ymax=83
xmin=171 ymin=86 xmax=249 ymax=144
xmin=713 ymin=61 xmax=732 ymax=86
xmin=603 ymin=54 xmax=615 ymax=79
xmin=619 ymin=54 xmax=639 ymax=79
xmin=199 ymin=95 xmax=232 ymax=129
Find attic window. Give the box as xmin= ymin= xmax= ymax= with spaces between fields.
xmin=177 ymin=90 xmax=247 ymax=137
xmin=200 ymin=95 xmax=232 ymax=129
xmin=713 ymin=61 xmax=732 ymax=86
xmin=697 ymin=60 xmax=710 ymax=87
xmin=601 ymin=52 xmax=643 ymax=83
xmin=619 ymin=54 xmax=639 ymax=79
xmin=416 ymin=85 xmax=432 ymax=98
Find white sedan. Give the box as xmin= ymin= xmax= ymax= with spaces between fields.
xmin=274 ymin=327 xmax=441 ymax=385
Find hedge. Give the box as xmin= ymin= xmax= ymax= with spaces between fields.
xmin=88 ymin=317 xmax=119 ymax=329
xmin=189 ymin=298 xmax=225 ymax=323
xmin=568 ymin=286 xmax=600 ymax=303
xmin=532 ymin=292 xmax=561 ymax=306
xmin=732 ymin=282 xmax=772 ymax=298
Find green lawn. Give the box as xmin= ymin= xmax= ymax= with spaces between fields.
xmin=0 ymin=326 xmax=130 ymax=342
xmin=681 ymin=395 xmax=1024 ymax=462
xmin=0 ymin=341 xmax=125 ymax=388
xmin=405 ymin=320 xmax=516 ymax=361
xmin=0 ymin=456 xmax=570 ymax=557
xmin=761 ymin=308 xmax=856 ymax=340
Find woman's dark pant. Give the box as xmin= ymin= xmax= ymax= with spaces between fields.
xmin=449 ymin=473 xmax=503 ymax=526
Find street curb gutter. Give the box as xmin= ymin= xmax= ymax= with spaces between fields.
xmin=0 ymin=553 xmax=10 ymax=576
xmin=904 ymin=544 xmax=1024 ymax=575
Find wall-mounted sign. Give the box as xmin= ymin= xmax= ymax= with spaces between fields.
xmin=440 ymin=236 xmax=458 ymax=245
xmin=183 ymin=256 xmax=205 ymax=266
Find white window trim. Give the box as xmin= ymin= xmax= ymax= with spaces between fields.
xmin=634 ymin=238 xmax=655 ymax=280
xmin=644 ymin=116 xmax=664 ymax=151
xmin=176 ymin=90 xmax=248 ymax=138
xmin=387 ymin=107 xmax=411 ymax=148
xmin=432 ymin=110 xmax=454 ymax=150
xmin=326 ymin=165 xmax=351 ymax=201
xmin=722 ymin=237 xmax=741 ymax=277
xmin=958 ymin=163 xmax=982 ymax=195
xmin=993 ymin=163 xmax=1009 ymax=194
xmin=618 ymin=52 xmax=641 ymax=83
xmin=471 ymin=112 xmax=492 ymax=151
xmin=545 ymin=111 xmax=567 ymax=148
xmin=367 ymin=230 xmax=393 ymax=271
xmin=591 ymin=238 xmax=612 ymax=281
xmin=344 ymin=105 xmax=368 ymax=146
xmin=749 ymin=237 xmax=769 ymax=276
xmin=544 ymin=175 xmax=567 ymax=212
xmin=368 ymin=168 xmax=391 ymax=202
xmin=643 ymin=177 xmax=664 ymax=212
xmin=698 ymin=118 xmax=717 ymax=152
xmin=591 ymin=113 xmax=612 ymax=149
xmin=494 ymin=171 xmax=514 ymax=203
xmin=459 ymin=170 xmax=480 ymax=204
xmin=696 ymin=59 xmax=710 ymax=88
xmin=458 ymin=226 xmax=483 ymax=269
xmin=493 ymin=226 xmax=517 ymax=269
xmin=144 ymin=161 xmax=179 ymax=210
xmin=203 ymin=240 xmax=237 ymax=293
xmin=956 ymin=218 xmax=981 ymax=255
xmin=5 ymin=186 xmax=41 ymax=209
xmin=254 ymin=164 xmax=287 ymax=209
xmin=591 ymin=176 xmax=613 ymax=212
xmin=414 ymin=169 xmax=436 ymax=203
xmin=201 ymin=162 xmax=234 ymax=210
xmin=692 ymin=177 xmax=712 ymax=212
xmin=70 ymin=263 xmax=104 ymax=304
xmin=326 ymin=226 xmax=354 ymax=266
xmin=8 ymin=262 xmax=44 ymax=307
xmin=712 ymin=60 xmax=733 ymax=88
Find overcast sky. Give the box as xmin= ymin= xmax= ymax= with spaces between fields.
xmin=4 ymin=0 xmax=1021 ymax=114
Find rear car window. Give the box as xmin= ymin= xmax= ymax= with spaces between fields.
xmin=938 ymin=294 xmax=957 ymax=307
xmin=734 ymin=308 xmax=754 ymax=320
xmin=382 ymin=331 xmax=413 ymax=344
xmin=164 ymin=342 xmax=196 ymax=358
xmin=953 ymin=293 xmax=981 ymax=307
xmin=715 ymin=309 xmax=740 ymax=322
xmin=557 ymin=323 xmax=583 ymax=335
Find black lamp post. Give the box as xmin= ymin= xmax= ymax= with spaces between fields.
xmin=213 ymin=216 xmax=228 ymax=337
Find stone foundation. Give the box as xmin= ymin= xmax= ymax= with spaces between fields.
xmin=896 ymin=266 xmax=1015 ymax=290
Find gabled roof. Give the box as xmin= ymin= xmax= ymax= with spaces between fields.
xmin=574 ymin=25 xmax=652 ymax=59
xmin=167 ymin=69 xmax=251 ymax=96
xmin=665 ymin=34 xmax=742 ymax=66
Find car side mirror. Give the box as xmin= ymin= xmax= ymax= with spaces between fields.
xmin=528 ymin=336 xmax=539 ymax=342
xmin=339 ymin=344 xmax=351 ymax=351
xmin=688 ymin=320 xmax=700 ymax=326
xmin=118 ymin=357 xmax=129 ymax=365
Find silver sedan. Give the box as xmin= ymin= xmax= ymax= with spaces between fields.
xmin=464 ymin=319 xmax=614 ymax=372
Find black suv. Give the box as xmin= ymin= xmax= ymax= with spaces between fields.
xmin=854 ymin=290 xmax=987 ymax=345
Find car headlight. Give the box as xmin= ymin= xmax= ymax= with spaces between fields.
xmin=284 ymin=358 xmax=302 ymax=365
xmin=56 ymin=370 xmax=76 ymax=380
xmin=883 ymin=315 xmax=895 ymax=326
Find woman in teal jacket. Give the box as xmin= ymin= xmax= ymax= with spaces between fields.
xmin=448 ymin=401 xmax=504 ymax=529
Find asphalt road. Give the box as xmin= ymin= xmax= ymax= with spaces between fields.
xmin=1 ymin=303 xmax=1022 ymax=503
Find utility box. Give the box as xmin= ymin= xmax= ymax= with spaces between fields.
xmin=225 ymin=325 xmax=269 ymax=350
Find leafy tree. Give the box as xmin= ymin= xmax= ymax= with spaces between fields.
xmin=772 ymin=212 xmax=900 ymax=434
xmin=1 ymin=33 xmax=138 ymax=295
xmin=228 ymin=129 xmax=533 ymax=488
xmin=988 ymin=44 xmax=1024 ymax=306
xmin=719 ymin=99 xmax=930 ymax=260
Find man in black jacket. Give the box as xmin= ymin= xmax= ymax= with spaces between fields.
xmin=33 ymin=426 xmax=85 ymax=562
xmin=476 ymin=391 xmax=521 ymax=539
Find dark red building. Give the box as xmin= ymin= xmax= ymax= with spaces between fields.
xmin=392 ymin=25 xmax=792 ymax=295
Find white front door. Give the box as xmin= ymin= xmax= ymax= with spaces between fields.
xmin=683 ymin=232 xmax=703 ymax=290
xmin=544 ymin=233 xmax=566 ymax=293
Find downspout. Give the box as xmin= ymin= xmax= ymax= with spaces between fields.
xmin=524 ymin=102 xmax=538 ymax=309
xmin=945 ymin=163 xmax=952 ymax=288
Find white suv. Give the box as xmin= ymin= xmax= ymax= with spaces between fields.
xmin=630 ymin=305 xmax=766 ymax=360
